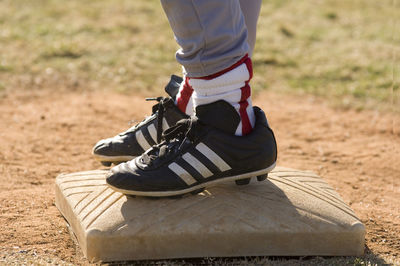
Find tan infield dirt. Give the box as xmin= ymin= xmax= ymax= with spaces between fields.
xmin=0 ymin=89 xmax=399 ymax=265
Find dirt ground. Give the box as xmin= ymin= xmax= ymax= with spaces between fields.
xmin=0 ymin=89 xmax=399 ymax=265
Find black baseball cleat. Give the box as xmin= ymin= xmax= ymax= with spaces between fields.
xmin=92 ymin=75 xmax=188 ymax=166
xmin=106 ymin=100 xmax=277 ymax=197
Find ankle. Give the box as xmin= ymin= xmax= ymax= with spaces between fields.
xmin=189 ymin=55 xmax=255 ymax=136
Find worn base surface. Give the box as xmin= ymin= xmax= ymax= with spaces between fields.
xmin=55 ymin=167 xmax=365 ymax=262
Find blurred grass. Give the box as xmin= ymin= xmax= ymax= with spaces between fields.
xmin=253 ymin=0 xmax=400 ymax=111
xmin=0 ymin=0 xmax=180 ymax=95
xmin=0 ymin=0 xmax=399 ymax=109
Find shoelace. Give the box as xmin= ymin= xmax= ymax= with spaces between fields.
xmin=145 ymin=97 xmax=166 ymax=143
xmin=140 ymin=117 xmax=201 ymax=166
xmin=123 ymin=97 xmax=167 ymax=143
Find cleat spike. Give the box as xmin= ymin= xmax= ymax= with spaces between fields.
xmin=235 ymin=178 xmax=251 ymax=186
xmin=101 ymin=161 xmax=112 ymax=167
xmin=190 ymin=188 xmax=205 ymax=195
xmin=257 ymin=174 xmax=268 ymax=182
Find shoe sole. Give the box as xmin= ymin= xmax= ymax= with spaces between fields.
xmin=92 ymin=153 xmax=135 ymax=166
xmin=107 ymin=162 xmax=276 ymax=197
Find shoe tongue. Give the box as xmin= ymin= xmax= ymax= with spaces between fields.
xmin=195 ymin=100 xmax=240 ymax=135
xmin=164 ymin=75 xmax=183 ymax=99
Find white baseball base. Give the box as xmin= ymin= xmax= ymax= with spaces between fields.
xmin=55 ymin=167 xmax=365 ymax=262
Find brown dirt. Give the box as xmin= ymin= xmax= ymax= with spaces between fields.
xmin=0 ymin=89 xmax=399 ymax=265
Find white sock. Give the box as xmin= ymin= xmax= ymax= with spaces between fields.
xmin=174 ymin=76 xmax=194 ymax=116
xmin=188 ymin=55 xmax=255 ymax=136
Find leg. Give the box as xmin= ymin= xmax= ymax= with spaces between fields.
xmin=160 ymin=0 xmax=249 ymax=77
xmin=162 ymin=0 xmax=254 ymax=135
xmin=106 ymin=0 xmax=277 ymax=196
xmin=172 ymin=0 xmax=262 ymax=117
xmin=240 ymin=0 xmax=262 ymax=56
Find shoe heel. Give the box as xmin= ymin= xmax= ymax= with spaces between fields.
xmin=235 ymin=178 xmax=251 ymax=186
xmin=257 ymin=174 xmax=268 ymax=182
